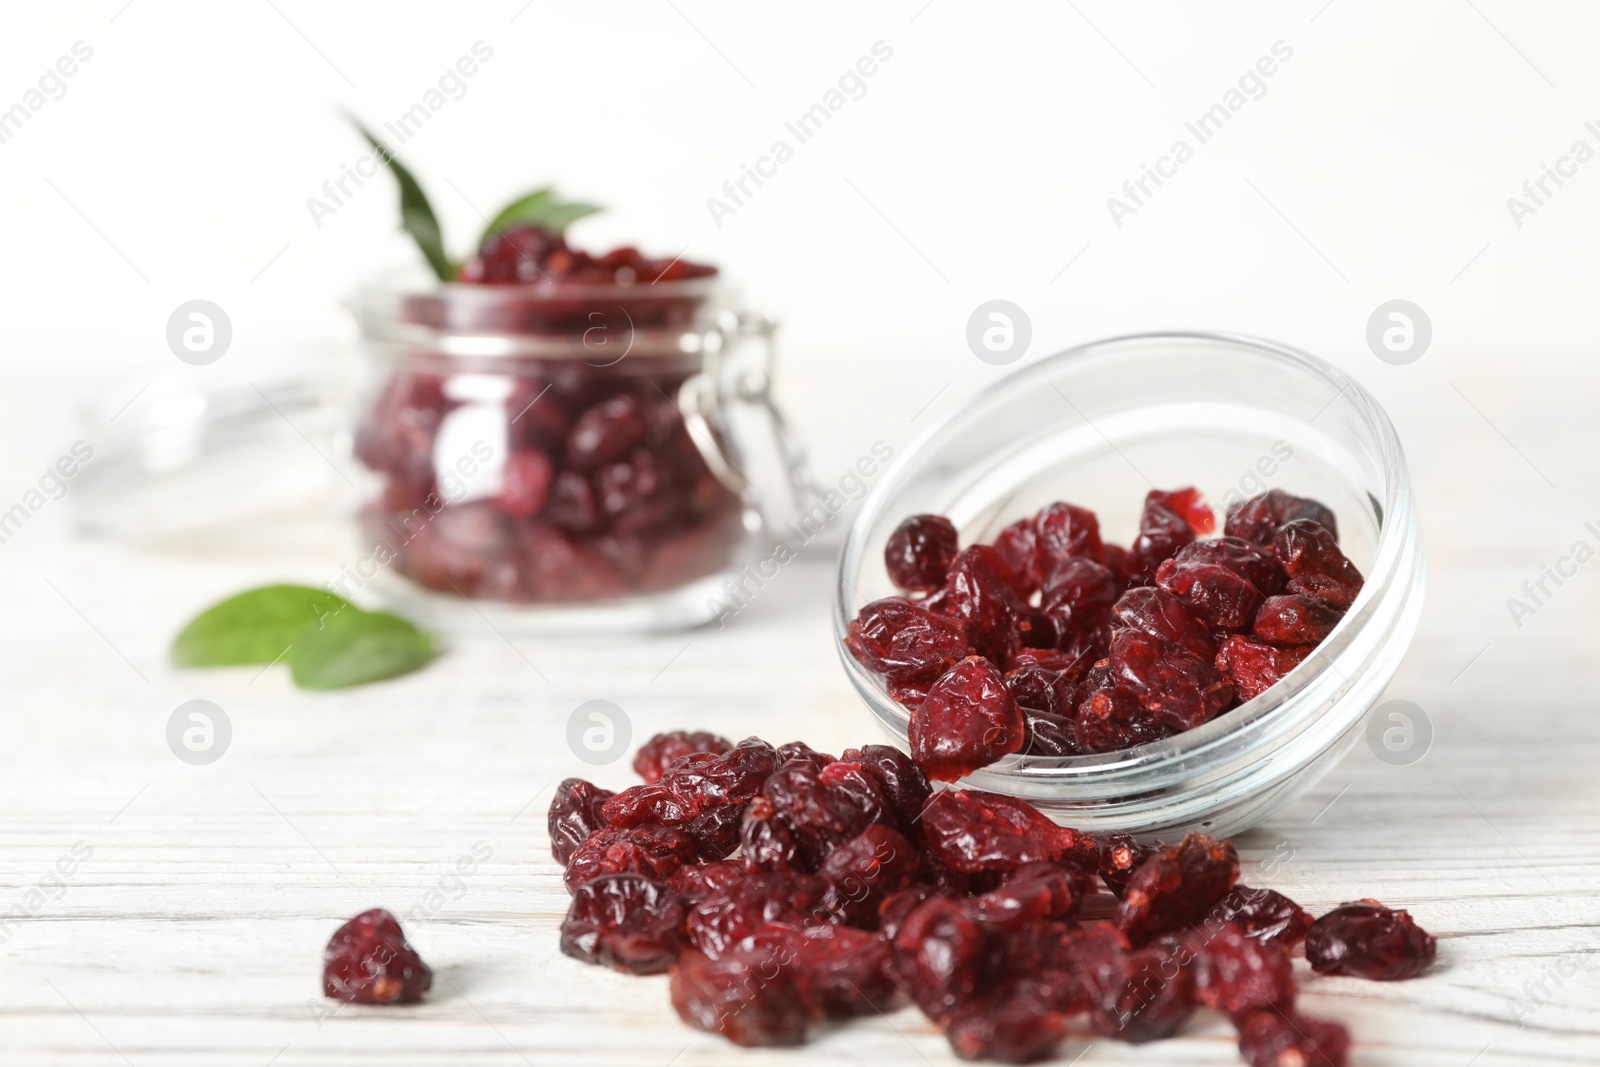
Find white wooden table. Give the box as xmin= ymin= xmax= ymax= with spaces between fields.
xmin=1 ymin=352 xmax=1598 ymax=1067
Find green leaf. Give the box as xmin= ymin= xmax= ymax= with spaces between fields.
xmin=171 ymin=585 xmax=350 ymax=667
xmin=287 ymin=608 xmax=436 ymax=690
xmin=352 ymin=119 xmax=454 ymax=281
xmin=479 ymin=186 xmax=602 ymax=247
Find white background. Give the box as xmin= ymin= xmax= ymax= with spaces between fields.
xmin=2 ymin=3 xmax=1599 ymax=1065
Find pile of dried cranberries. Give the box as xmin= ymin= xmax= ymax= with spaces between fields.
xmin=846 ymin=488 xmax=1365 ymax=776
xmin=549 ymin=729 xmax=1435 ymax=1064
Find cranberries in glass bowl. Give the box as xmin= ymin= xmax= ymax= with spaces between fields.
xmin=833 ymin=333 xmax=1424 ymax=837
xmin=346 ymin=242 xmax=811 ymax=632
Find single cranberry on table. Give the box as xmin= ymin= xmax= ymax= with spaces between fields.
xmin=1304 ymin=899 xmax=1437 ymax=980
xmin=322 ymin=908 xmax=432 ymax=1004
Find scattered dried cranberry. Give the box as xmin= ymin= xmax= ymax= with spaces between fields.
xmin=1305 ymin=900 xmax=1436 ymax=980
xmin=910 ymin=657 xmax=1025 ymax=782
xmin=1099 ymin=833 xmax=1160 ymax=898
xmin=837 ymin=744 xmax=930 ymax=840
xmin=1191 ymin=923 xmax=1295 ymax=1018
xmin=564 ymin=822 xmax=699 ymax=894
xmin=633 ymin=730 xmax=733 ymax=784
xmin=1206 ymin=885 xmax=1314 ymax=949
xmin=560 ymin=873 xmax=685 ymax=974
xmin=946 ymin=978 xmax=1069 ymax=1063
xmin=885 ymin=514 xmax=961 ymax=593
xmin=846 ymin=597 xmax=970 ymax=684
xmin=1077 ymin=926 xmax=1196 ymax=1043
xmin=548 ymin=777 xmax=615 ymax=866
xmin=964 ymin=862 xmax=1083 ymax=932
xmin=322 ymin=908 xmax=432 ymax=1004
xmin=1226 ymin=488 xmax=1339 ymax=546
xmin=780 ymin=922 xmax=896 ymax=1017
xmin=1216 ymin=635 xmax=1312 ymax=703
xmin=1040 ymin=556 xmax=1118 ymax=642
xmin=1235 ymin=1009 xmax=1350 ymax=1067
xmin=888 ymin=896 xmax=994 ymax=1022
xmin=1114 ymin=832 xmax=1240 ymax=947
xmin=671 ymin=944 xmax=812 ymax=1046
xmin=921 ymin=788 xmax=1081 ymax=874
xmin=553 ymin=730 xmax=1428 ymax=1062
xmin=816 ymin=824 xmax=919 ymax=927
xmin=684 ymin=864 xmax=824 ymax=959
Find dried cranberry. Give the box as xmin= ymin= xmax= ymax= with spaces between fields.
xmin=1114 ymin=832 xmax=1239 ymax=947
xmin=563 ymin=822 xmax=699 ymax=894
xmin=1226 ymin=488 xmax=1339 ymax=546
xmin=888 ymin=896 xmax=995 ymax=1021
xmin=991 ymin=518 xmax=1044 ymax=598
xmin=942 ymin=546 xmax=1037 ymax=664
xmin=657 ymin=736 xmax=779 ymax=809
xmin=774 ymin=740 xmax=836 ymax=770
xmin=1253 ymin=594 xmax=1344 ymax=647
xmin=548 ymin=777 xmax=616 ymax=866
xmin=1074 ymin=679 xmax=1173 ymax=754
xmin=909 ymin=657 xmax=1025 ymax=782
xmin=1107 ymin=628 xmax=1234 ymax=732
xmin=684 ymin=864 xmax=825 ymax=959
xmin=1099 ymin=833 xmax=1160 ymax=898
xmin=837 ymin=744 xmax=931 ymax=840
xmin=761 ymin=761 xmax=889 ymax=871
xmin=1155 ymin=557 xmax=1264 ymax=634
xmin=322 ymin=908 xmax=432 ymax=1004
xmin=1040 ymin=555 xmax=1118 ymax=642
xmin=921 ymin=788 xmax=1082 ymax=874
xmin=594 ymin=449 xmax=678 ymax=532
xmin=816 ymin=824 xmax=920 ymax=928
xmin=964 ymin=862 xmax=1083 ymax=931
xmin=784 ymin=923 xmax=896 ymax=1017
xmin=1236 ymin=1009 xmax=1351 ymax=1067
xmin=1215 ymin=635 xmax=1312 ymax=702
xmin=1111 ymin=586 xmax=1215 ymax=660
xmin=492 ymin=448 xmax=554 ymax=518
xmin=1206 ymin=885 xmax=1314 ymax=949
xmin=542 ymin=470 xmax=601 ymax=533
xmin=846 ymin=596 xmax=970 ymax=685
xmin=1034 ymin=501 xmax=1105 ymax=569
xmin=946 ymin=978 xmax=1069 ymax=1063
xmin=560 ymin=873 xmax=685 ymax=974
xmin=566 ymin=394 xmax=648 ymax=472
xmin=1005 ymin=664 xmax=1081 ymax=757
xmin=1304 ymin=900 xmax=1436 ymax=980
xmin=1131 ymin=487 xmax=1212 ymax=579
xmin=670 ymin=944 xmax=812 ymax=1046
xmin=739 ymin=795 xmax=800 ymax=872
xmin=353 ymin=372 xmax=448 ymax=492
xmin=633 ymin=730 xmax=733 ymax=784
xmin=1077 ymin=926 xmax=1195 ymax=1043
xmin=458 ymin=224 xmax=568 ymax=283
xmin=1191 ymin=923 xmax=1295 ymax=1017
xmin=1170 ymin=536 xmax=1286 ymax=595
xmin=1274 ymin=519 xmax=1364 ymax=609
xmin=885 ymin=514 xmax=960 ymax=592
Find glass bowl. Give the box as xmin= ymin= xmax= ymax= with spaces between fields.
xmin=833 ymin=332 xmax=1425 ymax=838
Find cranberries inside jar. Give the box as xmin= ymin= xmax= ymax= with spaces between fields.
xmin=353 ymin=228 xmax=746 ymax=605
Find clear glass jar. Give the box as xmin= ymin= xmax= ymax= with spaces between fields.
xmin=834 ymin=332 xmax=1425 ymax=838
xmin=347 ymin=271 xmax=811 ymax=632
